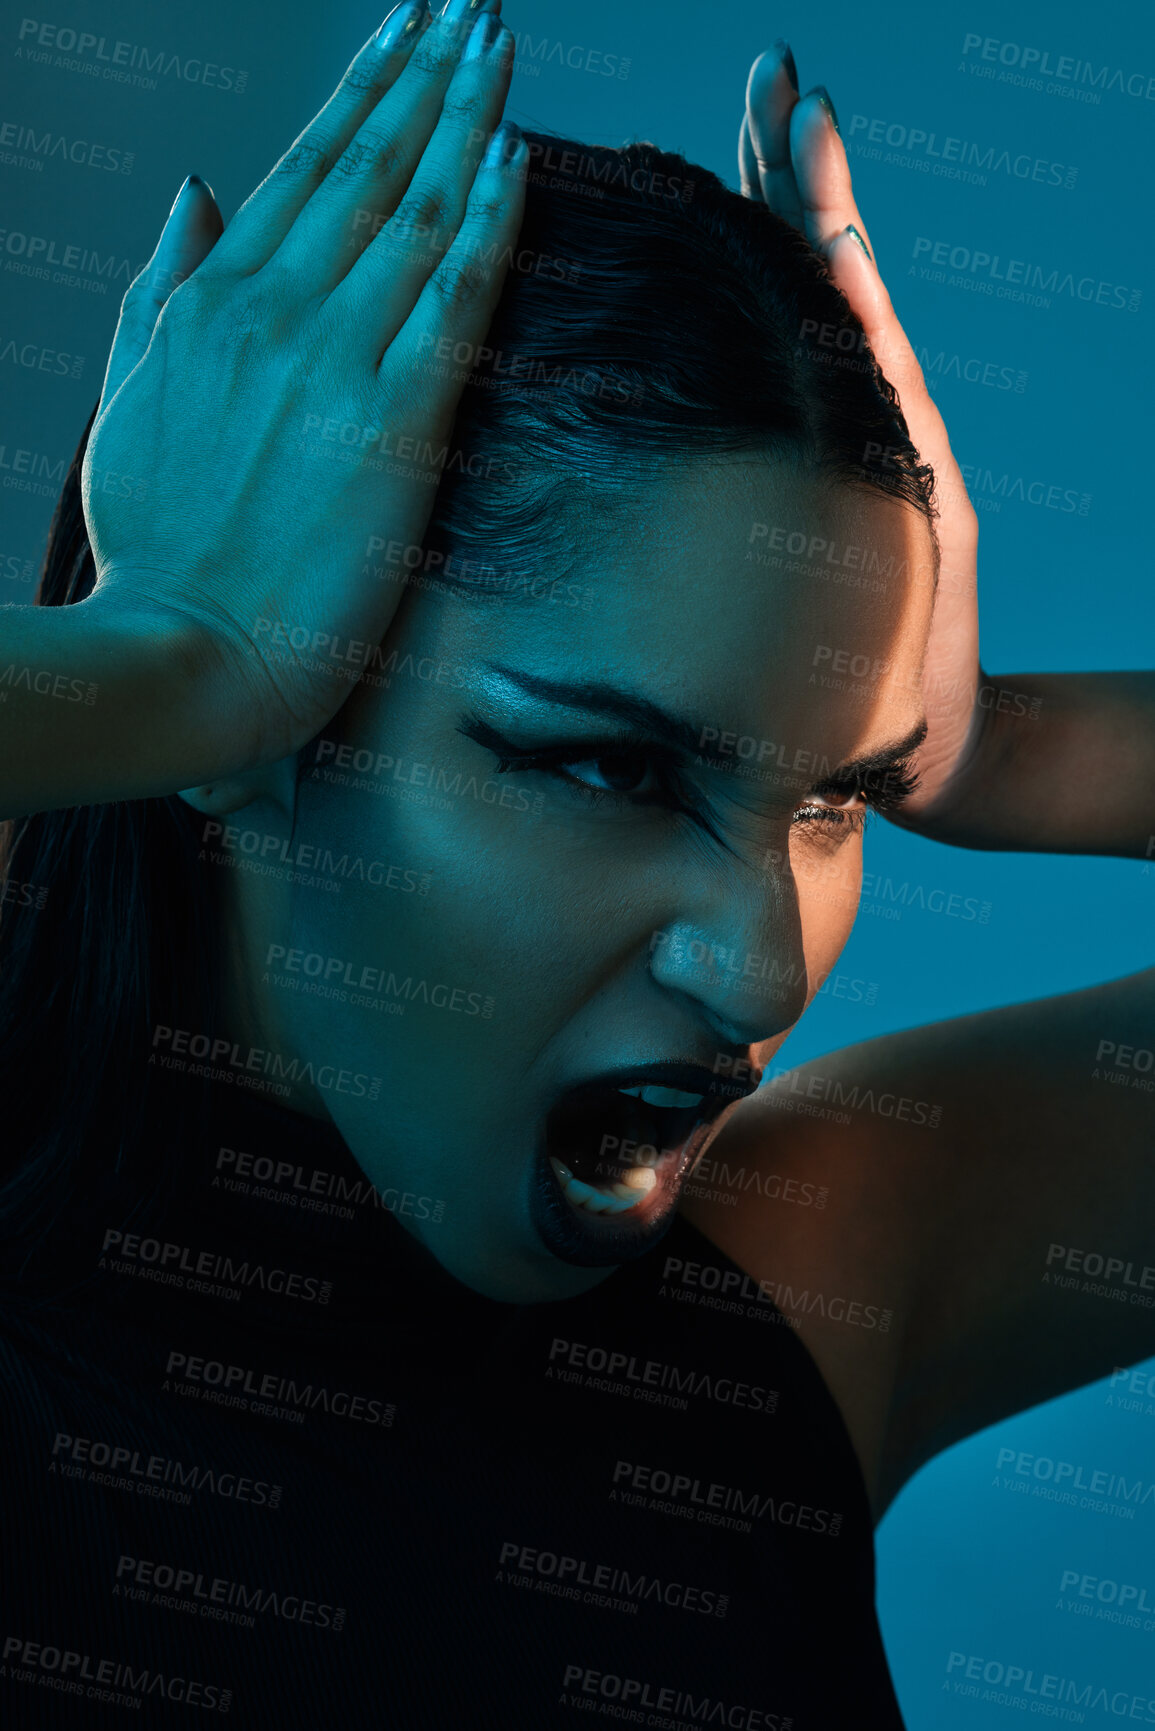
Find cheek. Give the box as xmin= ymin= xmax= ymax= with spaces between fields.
xmin=791 ymin=830 xmax=863 ymax=980
xmin=280 ymin=735 xmax=608 ymax=1073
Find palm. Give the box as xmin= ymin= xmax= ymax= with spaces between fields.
xmin=738 ymin=46 xmax=980 ymax=813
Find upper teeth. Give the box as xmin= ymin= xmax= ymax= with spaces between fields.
xmin=617 ymin=1084 xmax=705 ymax=1109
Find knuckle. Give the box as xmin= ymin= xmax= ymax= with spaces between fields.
xmin=376 ymin=359 xmax=430 ymax=419
xmin=439 ymin=86 xmax=485 ymax=124
xmin=330 ymin=127 xmax=405 ymax=183
xmin=393 ymin=184 xmax=453 ymax=237
xmin=120 ymin=273 xmax=157 ymax=314
xmin=468 ymin=187 xmax=511 ymax=225
xmin=428 ymin=255 xmax=488 ymax=311
xmin=340 ymin=58 xmax=392 ymax=101
xmin=224 ymin=284 xmax=274 ymax=344
xmin=243 ymin=262 xmax=306 ymax=324
xmin=181 ymin=272 xmax=291 ymax=353
xmin=410 ymin=34 xmax=462 ymax=79
xmin=150 ymin=269 xmax=208 ymax=328
xmin=277 ymin=132 xmax=338 ymax=181
xmin=170 ymin=268 xmax=225 ymax=317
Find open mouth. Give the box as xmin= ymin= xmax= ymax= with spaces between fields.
xmin=530 ymin=1063 xmax=760 ymax=1267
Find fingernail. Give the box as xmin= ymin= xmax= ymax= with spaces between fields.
xmin=168 ymin=174 xmax=212 ymax=216
xmin=168 ymin=175 xmax=193 ymax=216
xmin=843 ymin=223 xmax=872 ymax=261
xmin=774 ymin=39 xmax=798 ymax=93
xmin=375 ymin=0 xmax=428 ymax=48
xmin=463 ymin=10 xmax=503 ymax=59
xmin=440 ymin=0 xmax=488 ymax=22
xmin=810 ymin=84 xmax=840 ymax=136
xmin=483 ymin=119 xmax=523 ymax=168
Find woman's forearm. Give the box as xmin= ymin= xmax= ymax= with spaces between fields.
xmin=898 ymin=671 xmax=1155 ymax=857
xmin=0 ymin=597 xmax=228 ymax=819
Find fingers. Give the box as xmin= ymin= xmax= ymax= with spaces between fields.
xmin=825 ymin=231 xmax=970 ymax=529
xmin=99 ymin=176 xmax=223 ymax=413
xmin=788 ymin=90 xmax=874 ymax=262
xmin=329 ymin=17 xmax=516 ymax=356
xmin=383 ymin=121 xmax=526 ymax=390
xmin=825 ymin=233 xmax=921 ymax=405
xmin=737 ymin=115 xmax=760 ymax=198
xmin=276 ymin=6 xmax=512 ymax=300
xmin=784 ymin=93 xmax=942 ymax=486
xmin=206 ymin=0 xmax=450 ymax=275
xmin=741 ymin=44 xmax=804 ymax=230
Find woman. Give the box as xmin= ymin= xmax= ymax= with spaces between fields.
xmin=1 ymin=4 xmax=1152 ymax=1725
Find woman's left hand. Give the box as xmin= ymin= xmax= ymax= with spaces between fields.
xmin=738 ymin=44 xmax=982 ymax=819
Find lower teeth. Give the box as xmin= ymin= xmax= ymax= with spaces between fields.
xmin=550 ymin=1156 xmax=657 ymax=1215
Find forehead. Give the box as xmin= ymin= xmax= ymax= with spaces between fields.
xmin=429 ymin=458 xmax=935 ymax=759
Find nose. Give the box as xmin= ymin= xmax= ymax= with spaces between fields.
xmin=648 ymin=858 xmax=808 ymax=1047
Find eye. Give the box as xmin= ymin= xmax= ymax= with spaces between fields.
xmin=803 ymin=786 xmax=867 ymax=814
xmin=792 ymin=784 xmax=869 ymax=829
xmin=559 ymin=752 xmax=661 ymax=794
xmin=792 ymin=756 xmax=921 ymax=829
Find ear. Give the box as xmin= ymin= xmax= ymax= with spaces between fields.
xmin=176 ymin=754 xmax=300 ymax=825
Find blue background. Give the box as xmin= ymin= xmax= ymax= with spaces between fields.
xmin=2 ymin=0 xmax=1152 ymax=1721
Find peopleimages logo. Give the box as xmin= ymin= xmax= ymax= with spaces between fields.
xmin=0 ymin=662 xmax=96 ymax=703
xmin=149 ymin=1025 xmax=382 ymax=1102
xmin=685 ymin=1151 xmax=828 ymax=1211
xmin=263 ymin=944 xmax=493 ymax=1019
xmin=200 ymin=820 xmax=427 ymax=893
xmin=1044 ymin=1240 xmax=1155 ymax=1305
xmin=50 ymin=1429 xmax=281 ymax=1510
xmin=1058 ymin=1567 xmax=1155 ymax=1617
xmin=0 ymin=228 xmax=143 ymax=293
xmin=993 ymin=1445 xmax=1154 ymax=1518
xmin=15 ymin=18 xmax=248 ymax=93
xmin=164 ymin=1350 xmax=396 ymax=1430
xmin=496 ymin=1540 xmax=727 ymax=1618
xmin=559 ymin=1664 xmax=789 ymax=1730
xmin=848 ymin=113 xmax=1077 ymax=189
xmin=0 ymin=335 xmax=85 ymax=374
xmin=2 ymin=1635 xmax=231 ymax=1714
xmin=100 ymin=1228 xmax=331 ymax=1306
xmin=660 ymin=1255 xmax=893 ymax=1332
xmin=959 ymin=33 xmax=1155 ymax=102
xmin=115 ymin=1555 xmax=345 ymax=1634
xmin=214 ymin=1147 xmax=445 ymax=1226
xmin=0 ymin=121 xmax=132 ymax=174
xmin=945 ymin=1650 xmax=1155 ymax=1720
xmin=547 ymin=1337 xmax=778 ymax=1415
xmin=764 ymin=1066 xmax=941 ymax=1128
xmin=612 ymin=1459 xmax=843 ymax=1538
xmin=910 ymin=237 xmax=1141 ymax=311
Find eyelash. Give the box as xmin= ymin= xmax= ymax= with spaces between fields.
xmin=458 ymin=717 xmax=921 ymax=830
xmin=795 ymin=759 xmax=922 ymax=829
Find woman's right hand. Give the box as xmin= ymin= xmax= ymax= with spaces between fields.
xmin=738 ymin=44 xmax=981 ymax=819
xmin=82 ymin=0 xmax=524 ymax=777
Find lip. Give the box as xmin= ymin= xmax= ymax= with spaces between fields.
xmin=529 ymin=1061 xmax=760 ymax=1268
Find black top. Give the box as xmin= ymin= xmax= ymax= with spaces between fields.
xmin=2 ymin=1073 xmax=906 ymax=1729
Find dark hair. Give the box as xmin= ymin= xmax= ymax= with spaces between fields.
xmin=0 ymin=134 xmax=933 ymax=1272
xmin=424 ymin=136 xmax=933 ymax=589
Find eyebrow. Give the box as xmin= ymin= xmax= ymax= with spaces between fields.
xmin=481 ymin=664 xmax=706 ymax=753
xmin=829 ymin=718 xmax=929 ymax=782
xmin=480 ymin=662 xmax=929 ymax=780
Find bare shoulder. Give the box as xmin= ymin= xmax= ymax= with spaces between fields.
xmin=680 ymin=1043 xmax=925 ymax=1520
xmin=682 ymin=965 xmax=1155 ymax=1519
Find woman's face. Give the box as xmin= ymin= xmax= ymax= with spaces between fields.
xmin=226 ymin=458 xmax=935 ymax=1302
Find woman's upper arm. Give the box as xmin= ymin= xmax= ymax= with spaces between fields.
xmin=685 ymin=966 xmax=1155 ymax=1515
xmin=844 ymin=967 xmax=1155 ymax=1506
